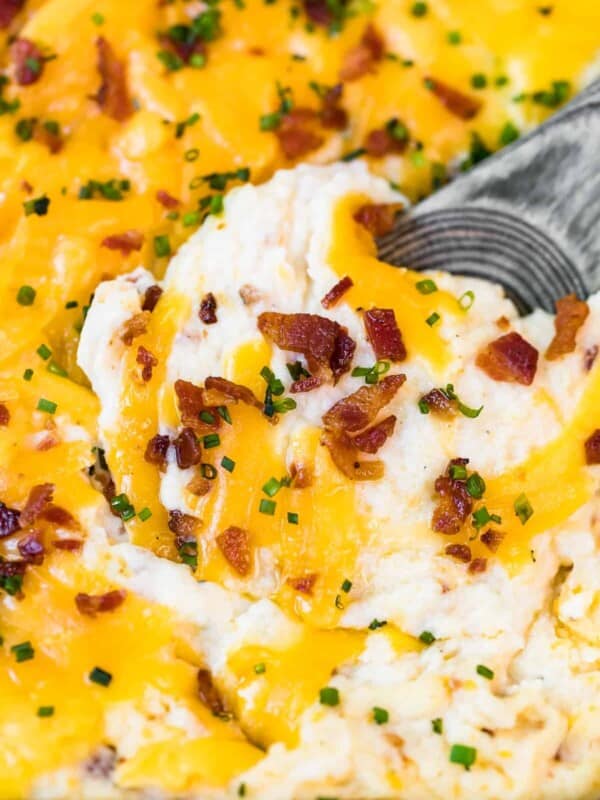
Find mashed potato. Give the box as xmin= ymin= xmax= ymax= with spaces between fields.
xmin=74 ymin=162 xmax=600 ymax=799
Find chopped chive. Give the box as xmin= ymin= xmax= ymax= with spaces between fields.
xmin=202 ymin=433 xmax=220 ymax=449
xmin=495 ymin=75 xmax=509 ymax=87
xmin=372 ymin=706 xmax=389 ymax=724
xmin=411 ymin=1 xmax=427 ymax=16
xmin=341 ymin=578 xmax=352 ymax=593
xmin=416 ymin=279 xmax=437 ymax=294
xmin=220 ymin=456 xmax=235 ymax=473
xmin=91 ymin=11 xmax=105 ymax=24
xmin=23 ymin=368 xmax=34 ymax=381
xmin=471 ymin=73 xmax=487 ymax=90
xmin=432 ymin=717 xmax=443 ymax=734
xmin=426 ymin=312 xmax=440 ymax=327
xmin=200 ymin=463 xmax=217 ymax=480
xmin=37 ymin=705 xmax=55 ymax=717
xmin=138 ymin=507 xmax=152 ymax=522
xmin=110 ymin=493 xmax=130 ymax=513
xmin=514 ymin=493 xmax=533 ymax=525
xmin=319 ymin=686 xmax=340 ymax=706
xmin=447 ymin=30 xmax=462 ymax=45
xmin=444 ymin=384 xmax=482 ymax=419
xmin=341 ymin=147 xmax=367 ymax=162
xmin=89 ymin=666 xmax=112 ymax=687
xmin=499 ymin=121 xmax=520 ymax=146
xmin=17 ymin=285 xmax=36 ymax=306
xmin=253 ymin=662 xmax=266 ymax=674
xmin=37 ymin=398 xmax=57 ymax=414
xmin=458 ymin=290 xmax=475 ymax=310
xmin=466 ymin=473 xmax=486 ymax=499
xmin=259 ymin=498 xmax=276 ymax=515
xmin=238 ymin=784 xmax=246 ymax=798
xmin=11 ymin=641 xmax=34 ymax=662
xmin=23 ymin=195 xmax=50 ymax=216
xmin=476 ymin=664 xmax=494 ymax=680
xmin=273 ymin=397 xmax=297 ymax=414
xmin=418 ymin=399 xmax=430 ymax=414
xmin=184 ymin=148 xmax=199 ymax=162
xmin=449 ymin=743 xmax=477 ymax=770
xmin=199 ymin=410 xmax=216 ymax=424
xmin=217 ymin=405 xmax=232 ymax=424
xmin=259 ymin=111 xmax=282 ymax=131
xmin=182 ymin=211 xmax=200 ymax=227
xmin=449 ymin=463 xmax=467 ymax=480
xmin=472 ymin=506 xmax=501 ymax=531
xmin=368 ymin=618 xmax=387 ymax=631
xmin=153 ymin=235 xmax=171 ymax=258
xmin=287 ymin=511 xmax=299 ymax=525
xmin=419 ymin=630 xmax=436 ymax=645
xmin=36 ymin=344 xmax=51 ymax=360
xmin=47 ymin=361 xmax=68 ymax=378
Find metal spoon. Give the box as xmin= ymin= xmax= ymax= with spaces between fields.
xmin=378 ymin=78 xmax=600 ymax=313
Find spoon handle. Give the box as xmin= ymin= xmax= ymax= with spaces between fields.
xmin=378 ymin=78 xmax=600 ymax=312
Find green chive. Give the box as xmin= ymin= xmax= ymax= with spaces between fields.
xmin=184 ymin=148 xmax=199 ymax=162
xmin=182 ymin=211 xmax=200 ymax=227
xmin=419 ymin=630 xmax=436 ymax=645
xmin=254 ymin=662 xmax=266 ymax=674
xmin=220 ymin=456 xmax=235 ymax=473
xmin=217 ymin=405 xmax=232 ymax=424
xmin=447 ymin=30 xmax=462 ymax=44
xmin=138 ymin=507 xmax=152 ymax=522
xmin=411 ymin=1 xmax=427 ymax=16
xmin=471 ymin=73 xmax=487 ymax=90
xmin=37 ymin=398 xmax=57 ymax=414
xmin=444 ymin=384 xmax=482 ymax=418
xmin=199 ymin=410 xmax=216 ymax=425
xmin=189 ymin=53 xmax=205 ymax=68
xmin=273 ymin=397 xmax=297 ymax=414
xmin=17 ymin=285 xmax=36 ymax=306
xmin=37 ymin=705 xmax=55 ymax=717
xmin=110 ymin=494 xmax=130 ymax=513
xmin=426 ymin=312 xmax=440 ymax=327
xmin=499 ymin=121 xmax=519 ymax=146
xmin=259 ymin=112 xmax=282 ymax=131
xmin=416 ymin=279 xmax=437 ymax=294
xmin=47 ymin=361 xmax=68 ymax=378
xmin=262 ymin=477 xmax=280 ymax=497
xmin=203 ymin=433 xmax=220 ymax=449
xmin=36 ymin=344 xmax=51 ymax=360
xmin=238 ymin=784 xmax=246 ymax=798
xmin=319 ymin=686 xmax=340 ymax=706
xmin=341 ymin=147 xmax=367 ymax=162
xmin=449 ymin=464 xmax=467 ymax=480
xmin=24 ymin=195 xmax=50 ymax=217
xmin=514 ymin=493 xmax=533 ymax=525
xmin=466 ymin=473 xmax=486 ymax=499
xmin=287 ymin=512 xmax=299 ymax=525
xmin=472 ymin=506 xmax=501 ymax=531
xmin=495 ymin=75 xmax=509 ymax=87
xmin=368 ymin=619 xmax=387 ymax=631
xmin=11 ymin=641 xmax=34 ymax=662
xmin=200 ymin=463 xmax=217 ymax=480
xmin=476 ymin=664 xmax=494 ymax=679
xmin=23 ymin=368 xmax=34 ymax=381
xmin=154 ymin=235 xmax=171 ymax=258
xmin=341 ymin=579 xmax=352 ymax=593
xmin=91 ymin=12 xmax=105 ymax=24
xmin=432 ymin=717 xmax=443 ymax=734
xmin=418 ymin=399 xmax=430 ymax=414
xmin=458 ymin=290 xmax=475 ymax=310
xmin=259 ymin=499 xmax=276 ymax=515
xmin=449 ymin=744 xmax=477 ymax=770
xmin=89 ymin=666 xmax=112 ymax=687
xmin=372 ymin=706 xmax=389 ymax=724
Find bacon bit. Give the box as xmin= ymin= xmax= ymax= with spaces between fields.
xmin=321 ymin=275 xmax=353 ymax=309
xmin=136 ymin=345 xmax=158 ymax=382
xmin=276 ymin=108 xmax=324 ymax=159
xmin=52 ymin=537 xmax=83 ymax=551
xmin=476 ymin=332 xmax=539 ymax=385
xmin=354 ymin=203 xmax=403 ymax=237
xmin=364 ymin=308 xmax=407 ymax=362
xmin=199 ymin=292 xmax=218 ymax=325
xmin=84 ymin=747 xmax=117 ymax=779
xmin=258 ymin=312 xmax=356 ymax=382
xmin=0 ymin=403 xmax=9 ymax=426
xmin=174 ymin=379 xmax=220 ymax=435
xmin=339 ymin=24 xmax=384 ymax=82
xmin=545 ymin=294 xmax=589 ymax=360
xmin=174 ymin=427 xmax=202 ymax=469
xmin=156 ymin=189 xmax=180 ymax=210
xmin=197 ymin=668 xmax=226 ymax=716
xmin=0 ymin=558 xmax=27 ymax=578
xmin=290 ymin=375 xmax=322 ymax=393
xmin=17 ymin=532 xmax=45 ymax=565
xmin=0 ymin=0 xmax=24 ymax=28
xmin=584 ymin=430 xmax=600 ymax=465
xmin=205 ymin=376 xmax=263 ymax=410
xmin=101 ymin=230 xmax=144 ymax=255
xmin=287 ymin=573 xmax=317 ymax=594
xmin=432 ymin=458 xmax=473 ymax=535
xmin=20 ymin=179 xmax=33 ymax=194
xmin=216 ymin=526 xmax=252 ymax=576
xmin=364 ymin=127 xmax=408 ymax=158
xmin=239 ymin=284 xmax=261 ymax=306
xmin=584 ymin=345 xmax=598 ymax=372
xmin=94 ymin=37 xmax=133 ymax=122
xmin=33 ymin=123 xmax=63 ymax=154
xmin=120 ymin=311 xmax=150 ymax=346
xmin=445 ymin=543 xmax=472 ymax=563
xmin=35 ymin=427 xmax=60 ymax=451
xmin=323 ymin=374 xmax=406 ymax=434
xmin=168 ymin=509 xmax=198 ymax=537
xmin=496 ymin=316 xmax=511 ymax=330
xmin=290 ymin=462 xmax=312 ymax=488
xmin=352 ymin=415 xmax=396 ymax=454
xmin=320 ymin=84 xmax=348 ymax=130
xmin=420 ymin=388 xmax=454 ymax=416
xmin=322 ymin=431 xmax=385 ymax=481
xmin=42 ymin=504 xmax=78 ymax=528
xmin=20 ymin=483 xmax=54 ymax=528
xmin=424 ymin=76 xmax=482 ymax=120
xmin=480 ymin=528 xmax=505 ymax=553
xmin=11 ymin=38 xmax=45 ymax=86
xmin=144 ymin=433 xmax=170 ymax=469
xmin=75 ymin=589 xmax=127 ymax=617
xmin=186 ymin=474 xmax=212 ymax=497
xmin=469 ymin=557 xmax=487 ymax=574
xmin=302 ymin=0 xmax=332 ymax=26
xmin=142 ymin=284 xmax=163 ymax=313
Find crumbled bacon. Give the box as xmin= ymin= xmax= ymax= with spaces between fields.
xmin=364 ymin=127 xmax=408 ymax=158
xmin=339 ymin=24 xmax=384 ymax=82
xmin=174 ymin=427 xmax=202 ymax=469
xmin=168 ymin=509 xmax=198 ymax=537
xmin=480 ymin=528 xmax=505 ymax=553
xmin=0 ymin=0 xmax=24 ymax=28
xmin=431 ymin=458 xmax=472 ymax=535
xmin=321 ymin=431 xmax=385 ymax=481
xmin=42 ymin=504 xmax=78 ymax=528
xmin=320 ymin=84 xmax=348 ymax=130
xmin=75 ymin=589 xmax=126 ymax=617
xmin=290 ymin=375 xmax=322 ymax=393
xmin=204 ymin=376 xmax=263 ymax=410
xmin=445 ymin=543 xmax=472 ymax=563
xmin=469 ymin=557 xmax=487 ymax=574
xmin=196 ymin=668 xmax=226 ymax=716
xmin=199 ymin=292 xmax=218 ymax=325
xmin=84 ymin=747 xmax=117 ymax=779
xmin=302 ymin=0 xmax=332 ymax=26
xmin=258 ymin=312 xmax=356 ymax=381
xmin=142 ymin=284 xmax=163 ymax=313
xmin=186 ymin=474 xmax=212 ymax=497
xmin=136 ymin=345 xmax=158 ymax=382
xmin=424 ymin=76 xmax=482 ymax=120
xmin=53 ymin=537 xmax=82 ymax=551
xmin=11 ymin=38 xmax=44 ymax=86
xmin=584 ymin=345 xmax=598 ymax=372
xmin=17 ymin=532 xmax=45 ymax=565
xmin=0 ymin=557 xmax=27 ymax=578
xmin=354 ymin=203 xmax=403 ymax=237
xmin=584 ymin=430 xmax=600 ymax=465
xmin=476 ymin=332 xmax=539 ymax=385
xmin=352 ymin=415 xmax=396 ymax=454
xmin=101 ymin=230 xmax=144 ymax=255
xmin=33 ymin=123 xmax=63 ymax=154
xmin=290 ymin=462 xmax=312 ymax=488
xmin=321 ymin=275 xmax=353 ymax=309
xmin=174 ymin=379 xmax=220 ymax=434
xmin=364 ymin=308 xmax=406 ymax=362
xmin=276 ymin=108 xmax=324 ymax=159
xmin=156 ymin=189 xmax=180 ymax=210
xmin=20 ymin=482 xmax=54 ymax=527
xmin=144 ymin=433 xmax=170 ymax=469
xmin=545 ymin=294 xmax=589 ymax=360
xmin=287 ymin=573 xmax=317 ymax=594
xmin=420 ymin=388 xmax=453 ymax=416
xmin=216 ymin=526 xmax=252 ymax=576
xmin=120 ymin=311 xmax=150 ymax=346
xmin=0 ymin=403 xmax=9 ymax=426
xmin=323 ymin=374 xmax=406 ymax=434
xmin=94 ymin=37 xmax=133 ymax=122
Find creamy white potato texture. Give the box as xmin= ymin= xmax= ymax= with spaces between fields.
xmin=78 ymin=162 xmax=600 ymax=800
